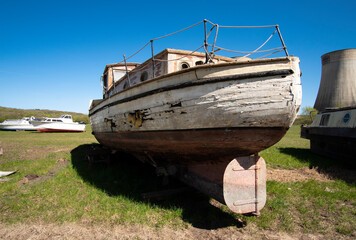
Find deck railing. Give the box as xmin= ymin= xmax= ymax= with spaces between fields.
xmin=107 ymin=19 xmax=290 ymax=96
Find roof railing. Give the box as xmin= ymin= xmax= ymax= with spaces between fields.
xmin=117 ymin=19 xmax=289 ymax=66
xmin=108 ymin=19 xmax=290 ymax=93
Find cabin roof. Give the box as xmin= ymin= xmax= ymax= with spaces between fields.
xmin=103 ymin=62 xmax=140 ymax=74
xmin=151 ymin=48 xmax=238 ymax=63
xmin=103 ymin=48 xmax=238 ymax=74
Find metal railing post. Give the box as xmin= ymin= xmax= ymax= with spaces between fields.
xmin=123 ymin=54 xmax=131 ymax=87
xmin=151 ymin=40 xmax=155 ymax=78
xmin=276 ymin=25 xmax=289 ymax=56
xmin=204 ymin=19 xmax=209 ymax=63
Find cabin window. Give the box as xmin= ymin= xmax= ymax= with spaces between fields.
xmin=114 ymin=70 xmax=125 ymax=82
xmin=140 ymin=71 xmax=148 ymax=82
xmin=195 ymin=61 xmax=204 ymax=66
xmin=180 ymin=62 xmax=190 ymax=69
xmin=103 ymin=73 xmax=108 ymax=89
xmin=319 ymin=114 xmax=330 ymax=126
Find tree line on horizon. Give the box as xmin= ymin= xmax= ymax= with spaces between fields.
xmin=0 ymin=106 xmax=89 ymax=124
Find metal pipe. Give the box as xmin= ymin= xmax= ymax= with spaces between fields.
xmin=204 ymin=19 xmax=209 ymax=63
xmin=123 ymin=54 xmax=131 ymax=87
xmin=111 ymin=68 xmax=115 ymax=92
xmin=276 ymin=25 xmax=289 ymax=56
xmin=151 ymin=40 xmax=155 ymax=78
xmin=211 ymin=24 xmax=219 ymax=58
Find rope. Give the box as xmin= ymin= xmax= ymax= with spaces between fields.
xmin=206 ymin=24 xmax=217 ymax=39
xmin=118 ymin=41 xmax=150 ymax=64
xmin=204 ymin=19 xmax=216 ymax=26
xmin=240 ymin=28 xmax=277 ymax=59
xmin=118 ymin=19 xmax=286 ymax=65
xmin=151 ymin=20 xmax=204 ymax=41
xmin=203 ymin=44 xmax=214 ymax=62
xmin=211 ymin=24 xmax=219 ymax=54
xmin=208 ymin=44 xmax=284 ymax=54
xmin=229 ymin=29 xmax=277 ymax=60
xmin=117 ymin=20 xmax=204 ymax=64
xmin=254 ymin=49 xmax=285 ymax=59
xmin=219 ymin=25 xmax=277 ymax=29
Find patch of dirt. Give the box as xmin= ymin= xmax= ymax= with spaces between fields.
xmin=18 ymin=174 xmax=40 ymax=184
xmin=267 ymin=166 xmax=356 ymax=183
xmin=48 ymin=158 xmax=70 ymax=176
xmin=0 ymin=223 xmax=353 ymax=240
xmin=18 ymin=159 xmax=70 ymax=185
xmin=267 ymin=167 xmax=331 ymax=182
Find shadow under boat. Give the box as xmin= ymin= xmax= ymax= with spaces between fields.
xmin=70 ymin=144 xmax=246 ymax=229
xmin=278 ymin=147 xmax=356 ymax=184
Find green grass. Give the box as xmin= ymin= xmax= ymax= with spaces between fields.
xmin=0 ymin=125 xmax=355 ymax=237
xmin=261 ymin=126 xmax=337 ymax=169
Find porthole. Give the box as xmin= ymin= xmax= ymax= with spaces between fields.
xmin=195 ymin=61 xmax=204 ymax=66
xmin=140 ymin=71 xmax=148 ymax=82
xmin=319 ymin=114 xmax=330 ymax=126
xmin=343 ymin=112 xmax=351 ymax=124
xmin=180 ymin=62 xmax=190 ymax=70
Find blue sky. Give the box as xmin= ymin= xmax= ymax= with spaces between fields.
xmin=0 ymin=0 xmax=355 ymax=114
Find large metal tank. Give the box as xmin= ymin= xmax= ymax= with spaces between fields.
xmin=314 ymin=49 xmax=356 ymax=111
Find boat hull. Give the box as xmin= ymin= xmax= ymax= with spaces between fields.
xmin=33 ymin=122 xmax=86 ymax=132
xmin=0 ymin=118 xmax=38 ymax=131
xmin=0 ymin=124 xmax=36 ymax=131
xmin=36 ymin=128 xmax=85 ymax=132
xmin=90 ymin=57 xmax=301 ymax=163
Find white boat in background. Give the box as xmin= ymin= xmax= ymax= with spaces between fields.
xmin=31 ymin=115 xmax=86 ymax=132
xmin=0 ymin=116 xmax=39 ymax=131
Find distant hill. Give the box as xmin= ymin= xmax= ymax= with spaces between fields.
xmin=0 ymin=106 xmax=89 ymax=124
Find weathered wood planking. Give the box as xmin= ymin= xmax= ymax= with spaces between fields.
xmin=90 ymin=56 xmax=300 ymax=134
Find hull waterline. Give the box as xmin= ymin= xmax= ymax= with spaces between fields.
xmin=94 ymin=127 xmax=287 ymax=164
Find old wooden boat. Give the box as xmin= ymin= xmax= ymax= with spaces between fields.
xmin=89 ymin=20 xmax=302 ymax=214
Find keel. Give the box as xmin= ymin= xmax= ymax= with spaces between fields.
xmin=173 ymin=155 xmax=266 ymax=215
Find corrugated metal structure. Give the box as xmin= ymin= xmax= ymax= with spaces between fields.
xmin=302 ymin=49 xmax=356 ymax=165
xmin=314 ymin=49 xmax=356 ymax=111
